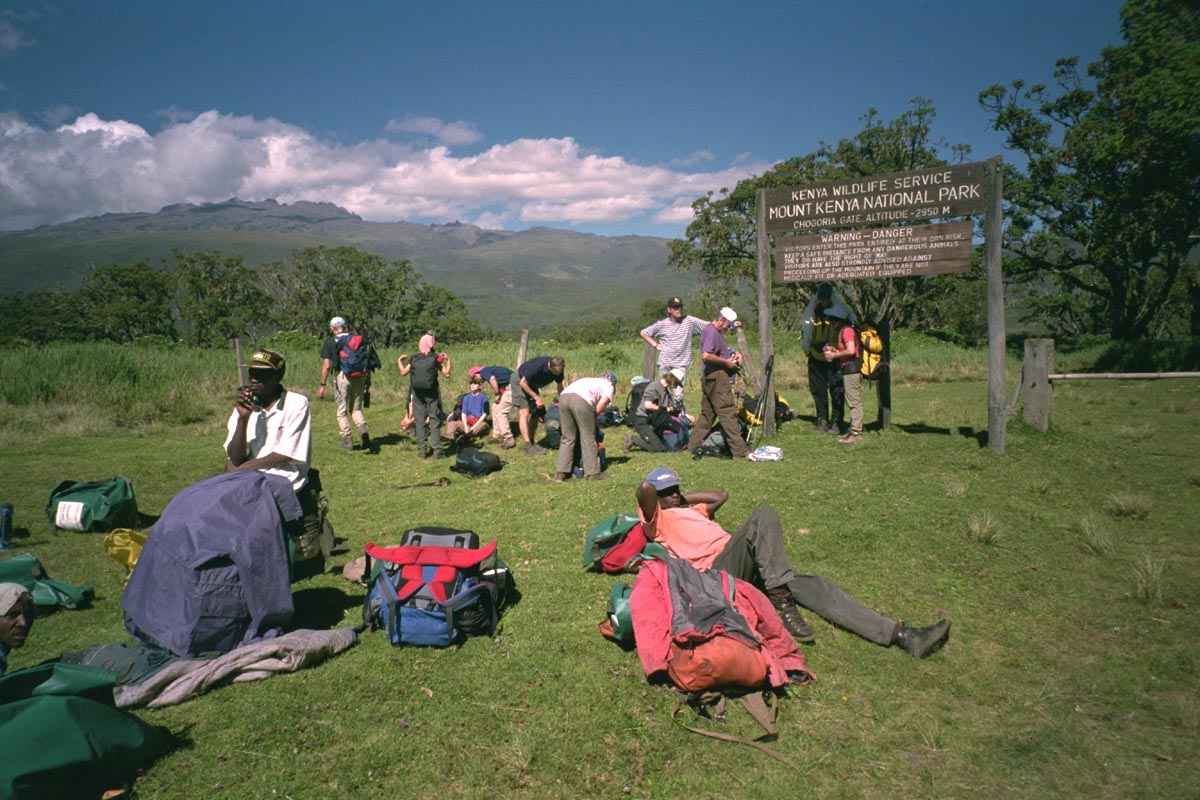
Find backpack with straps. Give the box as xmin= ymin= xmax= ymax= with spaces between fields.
xmin=338 ymin=333 xmax=373 ymax=378
xmin=409 ymin=353 xmax=440 ymax=391
xmin=362 ymin=528 xmax=512 ymax=647
xmin=859 ymin=324 xmax=884 ymax=379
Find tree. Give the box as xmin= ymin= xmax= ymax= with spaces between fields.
xmin=979 ymin=0 xmax=1200 ymax=340
xmin=668 ymin=99 xmax=974 ymax=332
xmin=81 ymin=261 xmax=176 ymax=343
xmin=172 ymin=250 xmax=272 ymax=347
xmin=260 ymin=245 xmax=486 ymax=346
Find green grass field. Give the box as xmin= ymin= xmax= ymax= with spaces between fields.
xmin=1 ymin=336 xmax=1197 ymax=799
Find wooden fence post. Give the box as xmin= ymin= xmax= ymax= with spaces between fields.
xmin=642 ymin=343 xmax=657 ymax=380
xmin=517 ymin=330 xmax=529 ymax=367
xmin=1023 ymin=338 xmax=1054 ymax=432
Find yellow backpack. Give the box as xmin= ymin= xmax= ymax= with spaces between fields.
xmin=859 ymin=325 xmax=884 ymax=379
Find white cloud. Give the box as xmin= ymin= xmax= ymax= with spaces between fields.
xmin=0 ymin=109 xmax=773 ymax=233
xmin=0 ymin=17 xmax=34 ymax=53
xmin=385 ymin=115 xmax=483 ymax=147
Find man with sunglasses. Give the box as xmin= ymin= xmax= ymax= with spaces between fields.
xmin=636 ymin=467 xmax=950 ymax=657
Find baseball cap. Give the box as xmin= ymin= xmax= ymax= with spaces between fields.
xmin=329 ymin=316 xmax=347 ymax=329
xmin=246 ymin=349 xmax=286 ymax=372
xmin=719 ymin=307 xmax=738 ymax=324
xmin=0 ymin=583 xmax=32 ymax=615
xmin=669 ymin=367 xmax=685 ymax=382
xmin=667 ymin=296 xmax=683 ymax=309
xmin=645 ymin=467 xmax=680 ymax=492
xmin=468 ymin=366 xmax=484 ymax=379
xmin=602 ymin=371 xmax=617 ymax=384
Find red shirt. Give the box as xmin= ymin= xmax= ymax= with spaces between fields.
xmin=638 ymin=501 xmax=728 ymax=571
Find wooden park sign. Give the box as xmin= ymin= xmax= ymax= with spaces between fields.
xmin=762 ymin=162 xmax=987 ymax=235
xmin=775 ymin=220 xmax=973 ymax=283
xmin=751 ymin=158 xmax=1006 ymax=453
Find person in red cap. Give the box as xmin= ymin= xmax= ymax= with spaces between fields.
xmin=470 ymin=365 xmax=516 ymax=449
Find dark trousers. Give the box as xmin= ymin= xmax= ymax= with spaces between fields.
xmin=412 ymin=389 xmax=443 ymax=454
xmin=808 ymin=357 xmax=844 ymax=426
xmin=711 ymin=507 xmax=898 ymax=646
xmin=633 ymin=417 xmax=670 ymax=452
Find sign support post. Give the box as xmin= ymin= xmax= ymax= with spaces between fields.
xmin=984 ymin=156 xmax=1006 ymax=454
xmin=756 ymin=189 xmax=776 ymax=437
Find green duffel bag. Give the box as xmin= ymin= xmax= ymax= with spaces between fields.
xmin=0 ymin=663 xmax=170 ymax=799
xmin=45 ymin=476 xmax=139 ymax=532
xmin=0 ymin=552 xmax=94 ymax=610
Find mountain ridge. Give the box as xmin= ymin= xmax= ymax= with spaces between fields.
xmin=0 ymin=198 xmax=681 ymax=330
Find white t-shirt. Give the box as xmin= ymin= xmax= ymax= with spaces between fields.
xmin=224 ymin=388 xmax=312 ymax=491
xmin=562 ymin=378 xmax=615 ymax=409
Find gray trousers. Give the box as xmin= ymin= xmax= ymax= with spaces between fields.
xmin=710 ymin=507 xmax=897 ymax=645
xmin=556 ymin=393 xmax=601 ymax=476
xmin=411 ymin=390 xmax=443 ymax=455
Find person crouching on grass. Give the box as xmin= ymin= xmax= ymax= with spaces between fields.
xmin=446 ymin=375 xmax=491 ymax=442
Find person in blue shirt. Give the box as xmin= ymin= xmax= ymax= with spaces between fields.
xmin=446 ymin=375 xmax=492 ymax=441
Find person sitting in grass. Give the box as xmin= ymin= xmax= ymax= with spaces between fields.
xmin=0 ymin=583 xmax=34 ymax=675
xmin=445 ymin=375 xmax=491 ymax=442
xmin=636 ymin=467 xmax=951 ymax=657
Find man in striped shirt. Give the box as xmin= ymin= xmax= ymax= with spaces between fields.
xmin=639 ymin=296 xmax=707 ymax=382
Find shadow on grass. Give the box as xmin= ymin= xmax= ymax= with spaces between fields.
xmin=291 ymin=586 xmax=364 ymax=630
xmin=957 ymin=426 xmax=990 ymax=448
xmin=895 ymin=422 xmax=953 ymax=435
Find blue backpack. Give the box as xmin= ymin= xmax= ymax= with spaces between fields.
xmin=362 ymin=528 xmax=511 ymax=647
xmin=338 ymin=334 xmax=372 ymax=377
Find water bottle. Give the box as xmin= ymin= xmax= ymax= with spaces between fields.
xmin=0 ymin=503 xmax=12 ymax=550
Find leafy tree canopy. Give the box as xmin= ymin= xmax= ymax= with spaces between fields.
xmin=980 ymin=0 xmax=1200 ymax=340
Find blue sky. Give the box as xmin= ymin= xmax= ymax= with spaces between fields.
xmin=0 ymin=0 xmax=1124 ymax=236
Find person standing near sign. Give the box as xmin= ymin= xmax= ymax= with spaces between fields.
xmin=823 ymin=307 xmax=863 ymax=444
xmin=801 ymin=284 xmax=854 ymax=435
xmin=687 ymin=307 xmax=751 ymax=459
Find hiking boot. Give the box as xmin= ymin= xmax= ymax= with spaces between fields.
xmin=827 ymin=423 xmax=843 ymax=436
xmin=623 ymin=434 xmax=636 ymax=453
xmin=838 ymin=432 xmax=862 ymax=445
xmin=433 ymin=451 xmax=445 ymax=459
xmin=360 ymin=433 xmax=372 ymax=451
xmin=341 ymin=436 xmax=354 ymax=452
xmin=418 ymin=447 xmax=428 ymax=459
xmin=894 ymin=620 xmax=951 ymax=658
xmin=525 ymin=443 xmax=547 ymax=455
xmin=814 ymin=419 xmax=829 ymax=432
xmin=586 ymin=472 xmax=609 ymax=481
xmin=555 ymin=472 xmax=571 ymax=482
xmin=767 ymin=591 xmax=815 ymax=643
xmin=501 ymin=439 xmax=516 ymax=450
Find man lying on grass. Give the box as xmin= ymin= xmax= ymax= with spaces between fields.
xmin=636 ymin=467 xmax=950 ymax=657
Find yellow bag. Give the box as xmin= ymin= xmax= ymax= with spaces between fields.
xmin=103 ymin=528 xmax=148 ymax=584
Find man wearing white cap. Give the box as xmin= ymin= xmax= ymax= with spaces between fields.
xmin=0 ymin=583 xmax=34 ymax=675
xmin=318 ymin=316 xmax=371 ymax=452
xmin=686 ymin=307 xmax=750 ymax=458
